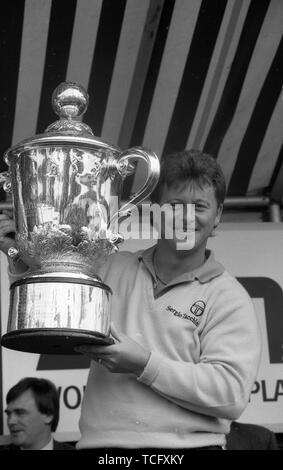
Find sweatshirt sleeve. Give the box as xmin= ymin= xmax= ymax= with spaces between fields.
xmin=137 ymin=278 xmax=262 ymax=420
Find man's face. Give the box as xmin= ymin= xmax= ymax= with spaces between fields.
xmin=5 ymin=389 xmax=52 ymax=450
xmin=158 ymin=181 xmax=222 ymax=251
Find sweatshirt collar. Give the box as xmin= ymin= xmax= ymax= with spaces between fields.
xmin=138 ymin=245 xmax=224 ymax=285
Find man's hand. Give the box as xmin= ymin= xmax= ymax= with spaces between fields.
xmin=0 ymin=210 xmax=29 ymax=274
xmin=75 ymin=323 xmax=151 ymax=376
xmin=0 ymin=211 xmax=16 ymax=255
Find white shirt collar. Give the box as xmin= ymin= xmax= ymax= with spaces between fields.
xmin=21 ymin=437 xmax=54 ymax=450
xmin=40 ymin=438 xmax=54 ymax=450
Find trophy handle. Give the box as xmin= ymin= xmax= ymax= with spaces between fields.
xmin=108 ymin=147 xmax=160 ymax=229
xmin=0 ymin=173 xmax=20 ymax=262
xmin=0 ymin=171 xmax=12 ymax=193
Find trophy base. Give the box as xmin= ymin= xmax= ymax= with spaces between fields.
xmin=1 ymin=328 xmax=114 ymax=355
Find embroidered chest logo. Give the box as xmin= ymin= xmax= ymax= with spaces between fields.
xmin=166 ymin=305 xmax=200 ymax=327
xmin=190 ymin=300 xmax=206 ymax=317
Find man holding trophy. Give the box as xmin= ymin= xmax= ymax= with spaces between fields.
xmin=0 ymin=83 xmax=261 ymax=451
xmin=73 ymin=149 xmax=261 ymax=451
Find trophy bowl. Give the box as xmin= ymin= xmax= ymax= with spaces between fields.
xmin=0 ymin=81 xmax=160 ymax=354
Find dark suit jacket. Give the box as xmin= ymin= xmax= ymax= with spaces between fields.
xmin=226 ymin=422 xmax=279 ymax=450
xmin=0 ymin=439 xmax=76 ymax=451
xmin=53 ymin=440 xmax=76 ymax=450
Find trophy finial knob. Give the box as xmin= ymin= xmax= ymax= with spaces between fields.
xmin=52 ymin=82 xmax=89 ymax=119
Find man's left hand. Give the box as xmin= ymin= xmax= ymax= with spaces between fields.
xmin=75 ymin=323 xmax=150 ymax=376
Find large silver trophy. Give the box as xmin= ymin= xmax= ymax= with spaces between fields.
xmin=0 ymin=82 xmax=160 ymax=354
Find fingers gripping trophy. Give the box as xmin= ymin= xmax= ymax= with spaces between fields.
xmin=0 ymin=82 xmax=160 ymax=354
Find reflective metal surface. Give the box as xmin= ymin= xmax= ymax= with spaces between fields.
xmin=0 ymin=82 xmax=160 ymax=353
xmin=2 ymin=82 xmax=160 ymax=277
xmin=7 ymin=145 xmax=118 ymax=275
xmin=8 ymin=273 xmax=111 ymax=333
xmin=2 ymin=270 xmax=114 ymax=354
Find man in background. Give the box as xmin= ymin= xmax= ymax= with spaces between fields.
xmin=226 ymin=421 xmax=279 ymax=450
xmin=1 ymin=377 xmax=75 ymax=450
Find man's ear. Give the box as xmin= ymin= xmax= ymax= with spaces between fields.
xmin=42 ymin=413 xmax=53 ymax=426
xmin=210 ymin=204 xmax=223 ymax=237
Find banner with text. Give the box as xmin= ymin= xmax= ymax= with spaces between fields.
xmin=1 ymin=222 xmax=283 ymax=439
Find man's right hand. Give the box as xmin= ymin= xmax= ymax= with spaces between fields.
xmin=0 ymin=211 xmax=28 ymax=274
xmin=0 ymin=211 xmax=16 ymax=255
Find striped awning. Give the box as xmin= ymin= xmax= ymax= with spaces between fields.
xmin=0 ymin=0 xmax=283 ymax=202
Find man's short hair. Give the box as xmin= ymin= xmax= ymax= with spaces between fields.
xmin=6 ymin=377 xmax=59 ymax=432
xmin=151 ymin=149 xmax=226 ymax=206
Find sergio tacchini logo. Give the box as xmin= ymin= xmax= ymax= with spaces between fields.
xmin=190 ymin=300 xmax=206 ymax=316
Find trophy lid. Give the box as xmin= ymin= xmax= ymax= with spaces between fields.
xmin=5 ymin=81 xmax=119 ymax=159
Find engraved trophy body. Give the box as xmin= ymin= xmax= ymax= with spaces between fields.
xmin=0 ymin=82 xmax=160 ymax=354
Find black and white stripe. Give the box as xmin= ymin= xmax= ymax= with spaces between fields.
xmin=0 ymin=0 xmax=282 ymax=201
